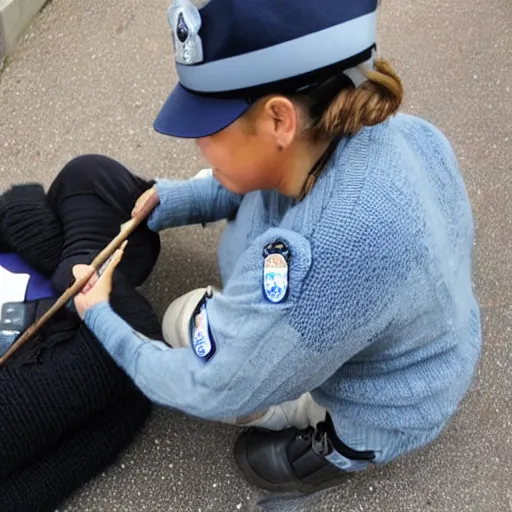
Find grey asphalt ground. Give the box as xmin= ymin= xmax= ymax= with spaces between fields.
xmin=1 ymin=0 xmax=511 ymax=511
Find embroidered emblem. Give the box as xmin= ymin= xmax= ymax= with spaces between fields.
xmin=167 ymin=0 xmax=204 ymax=65
xmin=191 ymin=300 xmax=215 ymax=361
xmin=263 ymin=241 xmax=291 ymax=304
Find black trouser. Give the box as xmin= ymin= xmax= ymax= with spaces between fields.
xmin=47 ymin=154 xmax=163 ymax=339
xmin=0 ymin=155 xmax=164 ymax=511
xmin=47 ymin=153 xmax=161 ymax=292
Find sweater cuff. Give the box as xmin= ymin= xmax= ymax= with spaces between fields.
xmin=147 ymin=180 xmax=195 ymax=231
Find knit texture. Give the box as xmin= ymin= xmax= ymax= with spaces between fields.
xmin=216 ymin=114 xmax=482 ymax=454
xmin=0 ymin=191 xmax=159 ymax=511
xmin=0 ymin=320 xmax=120 ymax=480
xmin=0 ymin=184 xmax=64 ymax=276
xmin=0 ymin=283 xmax=156 ymax=512
xmin=0 ymin=384 xmax=150 ymax=512
xmin=88 ymin=113 xmax=481 ymax=465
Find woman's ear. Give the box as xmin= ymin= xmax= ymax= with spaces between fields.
xmin=261 ymin=96 xmax=298 ymax=149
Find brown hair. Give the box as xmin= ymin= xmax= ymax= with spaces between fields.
xmin=296 ymin=58 xmax=404 ymax=140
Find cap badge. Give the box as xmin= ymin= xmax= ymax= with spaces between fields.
xmin=167 ymin=0 xmax=204 ymax=65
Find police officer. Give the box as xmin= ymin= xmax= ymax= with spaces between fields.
xmin=70 ymin=0 xmax=481 ymax=494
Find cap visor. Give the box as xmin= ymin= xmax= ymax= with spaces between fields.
xmin=154 ymin=84 xmax=250 ymax=138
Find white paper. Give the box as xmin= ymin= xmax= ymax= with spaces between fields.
xmin=0 ymin=266 xmax=30 ymax=311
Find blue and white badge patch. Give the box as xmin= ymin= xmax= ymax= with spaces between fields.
xmin=263 ymin=241 xmax=291 ymax=304
xmin=167 ymin=0 xmax=204 ymax=65
xmin=191 ymin=300 xmax=216 ymax=361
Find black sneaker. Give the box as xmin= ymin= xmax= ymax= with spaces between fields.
xmin=235 ymin=416 xmax=377 ymax=494
xmin=235 ymin=424 xmax=346 ymax=494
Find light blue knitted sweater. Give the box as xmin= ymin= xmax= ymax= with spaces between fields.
xmin=85 ymin=114 xmax=481 ymax=464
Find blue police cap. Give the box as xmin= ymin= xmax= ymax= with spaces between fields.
xmin=154 ymin=0 xmax=378 ymax=139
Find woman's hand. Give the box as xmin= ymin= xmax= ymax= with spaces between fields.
xmin=72 ymin=248 xmax=124 ymax=320
xmin=132 ymin=186 xmax=160 ymax=218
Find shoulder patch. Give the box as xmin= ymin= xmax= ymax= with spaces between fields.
xmin=262 ymin=241 xmax=291 ymax=304
xmin=191 ymin=299 xmax=216 ymax=361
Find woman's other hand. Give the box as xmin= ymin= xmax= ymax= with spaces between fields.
xmin=72 ymin=248 xmax=124 ymax=319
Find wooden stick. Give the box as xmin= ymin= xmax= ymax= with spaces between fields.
xmin=0 ymin=188 xmax=160 ymax=365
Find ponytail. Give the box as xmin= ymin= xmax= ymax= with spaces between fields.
xmin=301 ymin=59 xmax=404 ymax=140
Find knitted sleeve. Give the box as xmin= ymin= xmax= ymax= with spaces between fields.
xmin=85 ymin=219 xmax=408 ymax=420
xmin=84 ymin=228 xmax=314 ymax=419
xmin=147 ymin=175 xmax=243 ymax=231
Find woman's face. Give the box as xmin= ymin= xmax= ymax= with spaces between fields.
xmin=195 ymin=97 xmax=299 ymax=195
